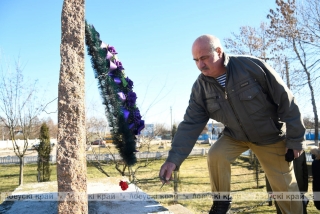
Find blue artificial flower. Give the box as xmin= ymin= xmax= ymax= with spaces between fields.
xmin=133 ymin=109 xmax=142 ymax=124
xmin=114 ymin=77 xmax=121 ymax=84
xmin=127 ymin=91 xmax=137 ymax=107
xmin=125 ymin=77 xmax=133 ymax=90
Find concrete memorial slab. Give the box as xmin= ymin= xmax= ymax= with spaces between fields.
xmin=0 ymin=178 xmax=173 ymax=214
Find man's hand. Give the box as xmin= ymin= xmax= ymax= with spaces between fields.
xmin=285 ymin=148 xmax=303 ymax=161
xmin=293 ymin=149 xmax=303 ymax=159
xmin=159 ymin=162 xmax=176 ymax=184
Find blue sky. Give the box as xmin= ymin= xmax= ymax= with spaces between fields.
xmin=0 ymin=0 xmax=279 ymax=127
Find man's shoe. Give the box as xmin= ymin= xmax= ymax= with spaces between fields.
xmin=209 ymin=197 xmax=232 ymax=214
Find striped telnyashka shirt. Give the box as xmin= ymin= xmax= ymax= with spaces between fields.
xmin=216 ymin=73 xmax=226 ymax=88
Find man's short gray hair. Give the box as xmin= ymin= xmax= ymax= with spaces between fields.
xmin=197 ymin=35 xmax=223 ymax=53
xmin=208 ymin=36 xmax=222 ymax=53
xmin=193 ymin=34 xmax=223 ymax=53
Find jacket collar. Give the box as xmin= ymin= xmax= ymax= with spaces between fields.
xmin=223 ymin=52 xmax=230 ymax=68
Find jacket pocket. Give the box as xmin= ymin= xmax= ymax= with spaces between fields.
xmin=205 ymin=100 xmax=227 ymax=124
xmin=239 ymin=86 xmax=264 ymax=114
xmin=207 ymin=102 xmax=220 ymax=112
xmin=255 ymin=117 xmax=281 ymax=137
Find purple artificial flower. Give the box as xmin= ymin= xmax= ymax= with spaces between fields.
xmin=137 ymin=120 xmax=145 ymax=134
xmin=106 ymin=51 xmax=113 ymax=60
xmin=114 ymin=60 xmax=124 ymax=70
xmin=121 ymin=107 xmax=130 ymax=121
xmin=107 ymin=46 xmax=118 ymax=54
xmin=133 ymin=109 xmax=142 ymax=124
xmin=114 ymin=77 xmax=121 ymax=84
xmin=109 ymin=61 xmax=117 ymax=71
xmin=118 ymin=92 xmax=126 ymax=101
xmin=125 ymin=77 xmax=133 ymax=90
xmin=134 ymin=120 xmax=145 ymax=135
xmin=129 ymin=123 xmax=134 ymax=129
xmin=108 ymin=71 xmax=115 ymax=77
xmin=127 ymin=91 xmax=137 ymax=107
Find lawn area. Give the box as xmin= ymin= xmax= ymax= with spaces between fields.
xmin=127 ymin=155 xmax=319 ymax=213
xmin=86 ymin=140 xmax=181 ymax=154
xmin=0 ymin=153 xmax=319 ymax=213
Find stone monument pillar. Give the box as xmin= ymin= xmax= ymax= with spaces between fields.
xmin=57 ymin=0 xmax=87 ymax=213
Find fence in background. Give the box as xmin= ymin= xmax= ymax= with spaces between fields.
xmin=0 ymin=148 xmax=313 ymax=165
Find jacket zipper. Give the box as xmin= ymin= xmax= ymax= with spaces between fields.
xmin=223 ymin=73 xmax=251 ymax=142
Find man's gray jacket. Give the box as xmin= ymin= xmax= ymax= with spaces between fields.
xmin=167 ymin=53 xmax=305 ymax=167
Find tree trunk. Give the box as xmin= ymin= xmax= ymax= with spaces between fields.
xmin=19 ymin=157 xmax=24 ymax=185
xmin=57 ymin=0 xmax=87 ymax=213
xmin=309 ymin=86 xmax=319 ymax=146
xmin=285 ymin=58 xmax=290 ymax=89
xmin=292 ymin=39 xmax=319 ymax=147
xmin=300 ymin=53 xmax=319 ymax=146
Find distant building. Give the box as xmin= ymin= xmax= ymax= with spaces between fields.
xmin=305 ymin=128 xmax=320 ymax=140
xmin=207 ymin=121 xmax=224 ymax=140
xmin=207 ymin=122 xmax=224 ymax=133
xmin=141 ymin=124 xmax=154 ymax=137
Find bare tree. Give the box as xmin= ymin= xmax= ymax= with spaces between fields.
xmin=0 ymin=120 xmax=10 ymax=141
xmin=224 ymin=21 xmax=296 ymax=88
xmin=85 ymin=116 xmax=108 ymax=143
xmin=0 ymin=59 xmax=44 ymax=185
xmin=224 ymin=22 xmax=273 ymax=60
xmin=153 ymin=123 xmax=170 ymax=139
xmin=267 ymin=0 xmax=320 ymax=145
xmin=303 ymin=115 xmax=315 ymax=129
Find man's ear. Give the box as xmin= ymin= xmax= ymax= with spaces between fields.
xmin=216 ymin=47 xmax=223 ymax=58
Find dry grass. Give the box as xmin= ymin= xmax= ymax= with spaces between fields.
xmin=0 ymin=152 xmax=319 ymax=213
xmin=86 ymin=141 xmax=210 ymax=155
xmin=122 ymin=155 xmax=319 ymax=214
xmin=85 ymin=153 xmax=319 ymax=213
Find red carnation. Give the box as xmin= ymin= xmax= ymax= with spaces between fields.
xmin=119 ymin=180 xmax=129 ymax=191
